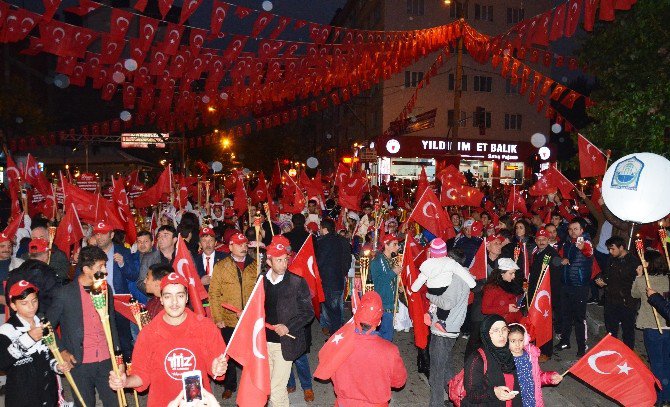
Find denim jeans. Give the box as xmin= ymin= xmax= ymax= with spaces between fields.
xmin=644 ymin=329 xmax=670 ymax=403
xmin=322 ymin=290 xmax=344 ymax=334
xmin=429 ymin=335 xmax=457 ymax=407
xmin=286 ymin=353 xmax=312 ymax=390
xmin=378 ymin=311 xmax=394 ymax=342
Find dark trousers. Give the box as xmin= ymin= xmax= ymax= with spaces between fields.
xmin=221 ymin=327 xmax=239 ymax=391
xmin=604 ymin=302 xmax=637 ymax=349
xmin=115 ymin=311 xmax=133 ymax=362
xmin=429 ymin=335 xmax=457 ymax=407
xmin=560 ymin=285 xmax=590 ymax=352
xmin=287 ymin=353 xmax=312 ymax=390
xmin=322 ymin=290 xmax=344 ymax=334
xmin=70 ymin=359 xmax=118 ymax=407
xmin=644 ymin=328 xmax=670 ymax=403
xmin=592 ymin=250 xmax=610 ymax=300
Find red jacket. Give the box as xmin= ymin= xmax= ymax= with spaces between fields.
xmin=481 ymin=285 xmax=522 ymax=324
xmin=332 ymin=333 xmax=407 ymax=406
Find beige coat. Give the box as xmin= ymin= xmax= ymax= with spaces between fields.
xmin=208 ymin=256 xmax=258 ymax=327
xmin=631 ymin=274 xmax=670 ymax=329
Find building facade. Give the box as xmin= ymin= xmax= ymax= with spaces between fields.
xmin=331 ymin=0 xmax=553 ymax=185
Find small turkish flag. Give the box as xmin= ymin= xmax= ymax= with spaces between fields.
xmin=527 ymin=268 xmax=552 ymax=347
xmin=226 ymin=277 xmax=271 ymax=407
xmin=529 ymin=174 xmax=557 ymax=196
xmin=543 ymin=166 xmax=576 ymax=198
xmin=417 ymin=166 xmax=429 ymax=201
xmin=333 ymin=162 xmax=350 ymax=189
xmin=578 ymin=134 xmax=608 ymax=178
xmin=289 ymin=236 xmax=325 ymax=319
xmin=233 ymin=171 xmax=249 ymax=217
xmin=313 ymin=319 xmax=356 ymax=380
xmin=54 ymin=204 xmax=84 ymax=258
xmin=568 ymin=334 xmax=660 ymax=406
xmin=469 ymin=240 xmax=487 ymax=280
xmin=173 ymin=236 xmax=208 ymax=316
xmin=338 ymin=173 xmax=367 ymax=212
xmin=409 ymin=188 xmax=455 ymax=240
xmin=506 ymin=187 xmax=528 ymax=214
xmin=400 ymin=238 xmax=429 ymax=349
xmin=133 ymin=165 xmax=172 ymax=209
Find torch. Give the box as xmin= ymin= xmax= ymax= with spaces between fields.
xmin=41 ymin=319 xmax=87 ymax=407
xmin=359 ymin=250 xmax=372 ymax=294
xmin=126 ymin=362 xmax=140 ymax=407
xmin=205 ymin=180 xmax=211 ymax=216
xmin=391 ymin=251 xmax=404 ymax=323
xmin=530 ymin=255 xmax=552 ymax=307
xmin=128 ymin=298 xmax=144 ymax=331
xmin=47 ymin=225 xmax=57 ymax=264
xmin=636 ymin=239 xmax=663 ymax=334
xmin=254 ymin=210 xmax=262 ymax=276
xmin=513 ymin=245 xmax=521 ymax=263
xmin=263 ymin=202 xmax=274 ymax=237
xmin=659 ymin=228 xmax=670 ymax=270
xmin=90 ymin=274 xmax=127 ymax=406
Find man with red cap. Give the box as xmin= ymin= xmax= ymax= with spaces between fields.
xmin=0 ymin=230 xmax=24 ymax=319
xmin=528 ymin=228 xmax=562 ymax=361
xmin=208 ymin=231 xmax=258 ymax=399
xmin=321 ymin=291 xmax=407 ymax=406
xmin=195 ymin=227 xmax=226 ymax=288
xmin=109 ymin=272 xmax=228 ymax=406
xmin=5 ymin=237 xmax=58 ymax=315
xmin=263 ymin=235 xmax=314 ymax=407
xmin=370 ymin=233 xmax=402 ymax=342
xmin=454 ymin=219 xmax=484 ymax=266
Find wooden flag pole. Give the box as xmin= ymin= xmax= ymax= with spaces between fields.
xmin=254 ymin=210 xmax=261 ymax=276
xmin=659 ymin=228 xmax=670 ymax=270
xmin=636 ymin=239 xmax=663 ymax=334
xmin=529 ymin=255 xmax=552 ymax=309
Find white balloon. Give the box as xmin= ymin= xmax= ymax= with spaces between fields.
xmin=551 ymin=123 xmax=562 ymax=134
xmin=112 ymin=71 xmax=125 ymax=84
xmin=124 ymin=58 xmax=138 ymax=71
xmin=211 ymin=161 xmax=223 ymax=173
xmin=262 ymin=1 xmax=273 ymax=11
xmin=530 ymin=133 xmax=547 ymax=148
xmin=120 ymin=110 xmax=132 ymax=121
xmin=201 ymin=95 xmax=210 ymax=104
xmin=306 ymin=157 xmax=319 ymax=169
xmin=54 ymin=74 xmax=69 ymax=88
xmin=602 ymin=153 xmax=670 ymax=223
xmin=220 ymin=92 xmax=228 ymax=100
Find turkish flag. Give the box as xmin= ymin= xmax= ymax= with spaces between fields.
xmin=400 ymin=238 xmax=429 ymax=349
xmin=179 ymin=0 xmax=203 ymax=25
xmin=565 ymin=0 xmax=582 ymax=37
xmin=314 ymin=319 xmax=357 ymax=380
xmin=281 ymin=174 xmax=306 ymax=215
xmin=532 ymin=11 xmax=552 ymax=46
xmin=54 ymin=203 xmax=84 ymax=258
xmin=158 ymin=0 xmax=173 ymax=18
xmin=506 ymin=187 xmax=528 ymax=214
xmin=583 ymin=0 xmax=598 ymax=31
xmin=251 ymin=12 xmax=273 ymax=37
xmin=549 ymin=3 xmax=566 ymax=41
xmin=64 ymin=0 xmax=100 ymax=16
xmin=333 ymin=162 xmax=350 ymax=189
xmin=210 ymin=0 xmax=229 ymax=37
xmin=111 ymin=176 xmax=136 ymax=245
xmin=338 ymin=173 xmax=367 ymax=212
xmin=173 ymin=236 xmax=207 ymax=317
xmin=251 ymin=172 xmax=269 ymax=205
xmin=6 ymin=154 xmax=21 ymax=186
xmin=409 ymin=188 xmax=455 ymax=240
xmin=133 ymin=165 xmax=172 ymax=209
xmin=529 ymin=174 xmax=557 ymax=196
xmin=578 ymin=134 xmax=608 ymax=178
xmin=543 ymin=166 xmax=575 ymax=198
xmin=226 ymin=277 xmax=271 ymax=407
xmin=42 ymin=0 xmax=61 ymax=21
xmin=232 ymin=172 xmax=249 ymax=217
xmin=437 ymin=165 xmax=467 ymax=187
xmin=137 ymin=17 xmax=158 ymax=51
xmin=528 ymin=268 xmax=552 ymax=347
xmin=443 ymin=185 xmax=484 ymax=207
xmin=299 ymin=170 xmax=324 ymax=201
xmin=1 ymin=212 xmax=23 ymax=241
xmin=469 ymin=240 xmax=487 ymax=280
xmin=23 ymin=154 xmax=52 ymax=198
xmin=112 ymin=294 xmax=136 ymax=324
xmin=289 ymin=235 xmax=325 ymax=319
xmin=569 ymin=334 xmax=660 ymax=406
xmin=110 ymin=8 xmax=133 ymax=40
xmin=269 ymin=160 xmax=282 ymax=195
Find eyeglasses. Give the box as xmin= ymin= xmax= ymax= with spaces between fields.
xmin=490 ymin=327 xmax=510 ymax=336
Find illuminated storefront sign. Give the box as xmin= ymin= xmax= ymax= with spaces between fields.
xmin=380 ymin=136 xmax=532 ymax=162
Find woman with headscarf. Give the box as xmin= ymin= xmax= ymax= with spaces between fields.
xmin=462 ymin=315 xmax=521 ymax=406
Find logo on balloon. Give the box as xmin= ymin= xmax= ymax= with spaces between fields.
xmin=611 ymin=156 xmax=644 ymax=191
xmin=386 ymin=139 xmax=400 ymax=154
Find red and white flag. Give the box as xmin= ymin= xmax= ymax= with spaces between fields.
xmin=469 ymin=240 xmax=487 ymax=280
xmin=54 ymin=204 xmax=84 ymax=258
xmin=578 ymin=134 xmax=608 ymax=178
xmin=416 ymin=166 xmax=429 ymax=201
xmin=289 ymin=235 xmax=325 ymax=319
xmin=506 ymin=187 xmax=528 ymax=214
xmin=313 ymin=319 xmax=356 ymax=380
xmin=408 ymin=188 xmax=455 ymax=240
xmin=568 ymin=334 xmax=660 ymax=406
xmin=233 ymin=171 xmax=249 ymax=216
xmin=133 ymin=165 xmax=172 ymax=209
xmin=338 ymin=173 xmax=367 ymax=212
xmin=543 ymin=166 xmax=575 ymax=198
xmin=251 ymin=172 xmax=269 ymax=205
xmin=527 ymin=268 xmax=552 ymax=347
xmin=400 ymin=238 xmax=429 ymax=349
xmin=111 ymin=176 xmax=136 ymax=245
xmin=173 ymin=236 xmax=208 ymax=316
xmin=226 ymin=277 xmax=271 ymax=407
xmin=333 ymin=162 xmax=350 ymax=189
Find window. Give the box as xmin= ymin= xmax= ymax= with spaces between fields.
xmin=474 ymin=75 xmax=492 ymax=92
xmin=448 ymin=74 xmax=468 ymax=91
xmin=504 ymin=114 xmax=523 ymax=130
xmin=448 ymin=110 xmax=467 ymax=127
xmin=507 ymin=7 xmax=524 ymax=24
xmin=505 ymin=78 xmax=520 ymax=94
xmin=472 ymin=110 xmax=492 ymax=128
xmin=449 ymin=1 xmax=468 ymax=18
xmin=407 ymin=0 xmax=425 ymax=16
xmin=404 ymin=71 xmax=424 ymax=87
xmin=474 ymin=4 xmax=493 ymax=21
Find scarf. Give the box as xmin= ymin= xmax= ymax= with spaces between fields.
xmin=480 ymin=314 xmax=517 ymax=374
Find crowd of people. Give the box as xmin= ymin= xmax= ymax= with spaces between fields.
xmin=0 ymin=168 xmax=669 ymax=407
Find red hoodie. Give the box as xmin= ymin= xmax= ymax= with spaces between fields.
xmin=481 ymin=285 xmax=523 ymax=324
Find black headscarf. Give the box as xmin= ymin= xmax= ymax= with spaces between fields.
xmin=480 ymin=314 xmax=516 ymax=374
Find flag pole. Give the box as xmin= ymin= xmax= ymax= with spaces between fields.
xmin=659 ymin=228 xmax=670 ymax=271
xmin=636 ymin=239 xmax=664 ymax=334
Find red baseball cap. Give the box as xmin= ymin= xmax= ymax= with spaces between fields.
xmin=354 ymin=291 xmax=383 ymax=327
xmin=535 ymin=228 xmax=550 ymax=239
xmin=486 ymin=235 xmax=504 ymax=244
xmin=381 ymin=233 xmax=400 ymax=246
xmin=9 ymin=280 xmax=39 ymax=300
xmin=471 ymin=221 xmax=483 ymax=237
xmin=29 ymin=238 xmax=49 ymax=254
xmin=266 ymin=235 xmax=289 ymax=258
xmin=93 ymin=221 xmax=114 ymax=234
xmin=199 ymin=227 xmax=215 ymax=238
xmin=229 ymin=233 xmax=248 ymax=245
xmin=0 ymin=232 xmax=12 ymax=244
xmin=160 ymin=272 xmax=189 ymax=292
xmin=306 ymin=222 xmax=319 ymax=232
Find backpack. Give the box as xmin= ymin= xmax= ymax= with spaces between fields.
xmin=448 ymin=348 xmax=487 ymax=407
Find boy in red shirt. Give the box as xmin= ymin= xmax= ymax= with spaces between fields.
xmin=109 ymin=272 xmax=228 ymax=406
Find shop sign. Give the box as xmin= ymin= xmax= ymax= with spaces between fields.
xmin=380 ymin=135 xmax=531 ymax=161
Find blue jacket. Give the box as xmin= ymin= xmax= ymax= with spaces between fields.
xmin=648 ymin=293 xmax=670 ymax=322
xmin=561 ymin=234 xmax=593 ymax=287
xmin=110 ymin=244 xmax=139 ymax=295
xmin=370 ymin=254 xmax=397 ymax=311
xmin=195 ymin=250 xmax=228 ymax=278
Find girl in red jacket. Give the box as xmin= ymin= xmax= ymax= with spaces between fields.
xmin=482 ymin=258 xmax=525 ymax=324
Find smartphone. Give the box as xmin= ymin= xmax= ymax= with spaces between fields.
xmin=516 ymin=295 xmax=525 ymax=308
xmin=182 ymin=370 xmax=203 ymax=404
xmin=576 ymin=236 xmax=584 ymax=245
xmin=509 ymin=390 xmax=520 ymax=396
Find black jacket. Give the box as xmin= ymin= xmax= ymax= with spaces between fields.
xmin=462 ymin=348 xmax=522 ymax=407
xmin=527 ymin=245 xmax=562 ymax=303
xmin=315 ymin=233 xmax=351 ymax=291
xmin=195 ymin=250 xmax=228 ymax=278
xmin=283 ymin=228 xmax=310 ymax=253
xmin=263 ymin=272 xmax=314 ymax=361
xmin=598 ymin=252 xmax=641 ymax=309
xmin=46 ymin=279 xmax=120 ymax=364
xmin=5 ymin=259 xmax=58 ymax=315
xmin=0 ymin=314 xmax=58 ymax=406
